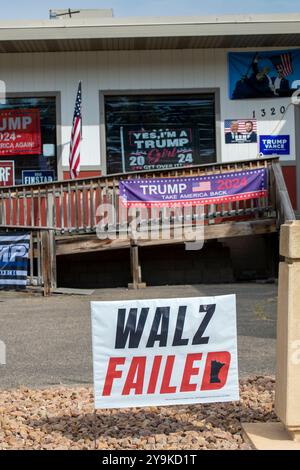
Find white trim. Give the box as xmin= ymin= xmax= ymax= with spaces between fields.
xmin=0 ymin=271 xmax=28 ymax=276
xmin=0 ymin=14 xmax=300 ymax=41
xmin=0 ymin=236 xmax=30 ymax=241
xmin=0 ymin=279 xmax=27 ymax=285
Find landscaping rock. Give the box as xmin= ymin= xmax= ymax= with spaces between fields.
xmin=0 ymin=376 xmax=277 ymax=450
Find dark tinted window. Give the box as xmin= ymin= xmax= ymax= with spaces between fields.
xmin=105 ymin=94 xmax=216 ymax=174
xmin=0 ymin=96 xmax=57 ymax=185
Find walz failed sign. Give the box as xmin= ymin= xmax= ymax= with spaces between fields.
xmin=91 ymin=296 xmax=239 ymax=409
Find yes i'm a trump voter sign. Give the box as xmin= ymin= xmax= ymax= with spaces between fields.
xmin=91 ymin=296 xmax=239 ymax=409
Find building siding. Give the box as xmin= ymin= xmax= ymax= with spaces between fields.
xmin=0 ymin=48 xmax=297 ymax=174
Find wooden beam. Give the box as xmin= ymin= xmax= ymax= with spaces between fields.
xmin=55 ymin=219 xmax=277 ymax=256
xmin=204 ymin=218 xmax=277 ymax=240
xmin=56 ymin=236 xmax=131 ymax=256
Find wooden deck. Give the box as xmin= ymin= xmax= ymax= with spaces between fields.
xmin=0 ymin=156 xmax=295 ymax=293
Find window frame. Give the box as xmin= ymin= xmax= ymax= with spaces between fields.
xmin=1 ymin=91 xmax=62 ymax=181
xmin=99 ymin=88 xmax=221 ymax=176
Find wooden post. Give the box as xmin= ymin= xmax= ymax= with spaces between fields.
xmin=128 ymin=241 xmax=146 ymax=289
xmin=242 ymin=221 xmax=300 ymax=449
xmin=41 ymin=230 xmax=53 ymax=296
xmin=275 ymin=221 xmax=300 ymax=441
xmin=49 ymin=230 xmax=57 ymax=289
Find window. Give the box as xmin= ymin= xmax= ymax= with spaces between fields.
xmin=105 ymin=93 xmax=216 ymax=174
xmin=0 ymin=96 xmax=57 ymax=185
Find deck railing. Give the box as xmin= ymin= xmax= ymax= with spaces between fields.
xmin=271 ymin=161 xmax=296 ymax=225
xmin=0 ymin=156 xmax=294 ymax=294
xmin=0 ymin=157 xmax=284 ymax=235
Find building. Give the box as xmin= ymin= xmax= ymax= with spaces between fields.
xmin=0 ymin=9 xmax=298 ymax=287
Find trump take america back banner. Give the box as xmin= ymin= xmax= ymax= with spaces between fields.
xmin=228 ymin=49 xmax=300 ymax=99
xmin=0 ymin=232 xmax=30 ymax=290
xmin=119 ymin=169 xmax=267 ymax=208
xmin=91 ymin=296 xmax=239 ymax=409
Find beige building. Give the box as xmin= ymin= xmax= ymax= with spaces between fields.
xmin=0 ymin=9 xmax=299 ymax=207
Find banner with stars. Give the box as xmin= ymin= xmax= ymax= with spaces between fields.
xmin=119 ymin=169 xmax=267 ymax=208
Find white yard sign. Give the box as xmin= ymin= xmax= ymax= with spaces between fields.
xmin=91 ymin=295 xmax=239 ymax=409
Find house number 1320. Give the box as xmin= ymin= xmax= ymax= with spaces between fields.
xmin=252 ymin=107 xmax=286 ymax=118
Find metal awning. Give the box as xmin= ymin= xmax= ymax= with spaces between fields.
xmin=0 ymin=13 xmax=300 ymax=52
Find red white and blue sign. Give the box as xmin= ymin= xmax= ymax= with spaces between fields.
xmin=259 ymin=135 xmax=290 ymax=156
xmin=119 ymin=169 xmax=267 ymax=208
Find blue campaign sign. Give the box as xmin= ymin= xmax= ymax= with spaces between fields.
xmin=0 ymin=232 xmax=30 ymax=290
xmin=228 ymin=49 xmax=300 ymax=99
xmin=22 ymin=170 xmax=55 ymax=185
xmin=259 ymin=135 xmax=290 ymax=156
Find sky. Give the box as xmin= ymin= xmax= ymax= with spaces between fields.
xmin=1 ymin=0 xmax=300 ymax=21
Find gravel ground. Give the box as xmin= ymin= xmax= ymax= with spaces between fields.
xmin=0 ymin=376 xmax=277 ymax=450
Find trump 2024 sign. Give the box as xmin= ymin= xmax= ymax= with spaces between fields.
xmin=91 ymin=296 xmax=239 ymax=409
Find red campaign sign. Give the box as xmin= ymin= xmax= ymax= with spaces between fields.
xmin=0 ymin=109 xmax=41 ymax=156
xmin=0 ymin=161 xmax=15 ymax=187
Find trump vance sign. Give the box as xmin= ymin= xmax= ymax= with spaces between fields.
xmin=91 ymin=296 xmax=239 ymax=409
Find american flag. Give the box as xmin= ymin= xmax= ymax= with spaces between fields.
xmin=269 ymin=52 xmax=293 ymax=78
xmin=192 ymin=181 xmax=211 ymax=192
xmin=69 ymin=81 xmax=82 ymax=179
xmin=224 ymin=119 xmax=257 ymax=133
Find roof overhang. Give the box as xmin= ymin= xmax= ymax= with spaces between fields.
xmin=0 ymin=13 xmax=300 ymax=53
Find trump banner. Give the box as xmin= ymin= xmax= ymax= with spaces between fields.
xmin=228 ymin=49 xmax=300 ymax=99
xmin=122 ymin=126 xmax=195 ymax=172
xmin=0 ymin=109 xmax=41 ymax=156
xmin=0 ymin=232 xmax=30 ymax=290
xmin=91 ymin=296 xmax=239 ymax=409
xmin=119 ymin=168 xmax=267 ymax=208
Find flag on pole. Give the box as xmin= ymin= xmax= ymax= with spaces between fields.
xmin=269 ymin=52 xmax=293 ymax=77
xmin=69 ymin=81 xmax=82 ymax=179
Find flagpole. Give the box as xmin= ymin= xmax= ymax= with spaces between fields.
xmin=120 ymin=126 xmax=126 ymax=174
xmin=79 ymin=80 xmax=82 ymax=140
xmin=69 ymin=81 xmax=82 ymax=180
